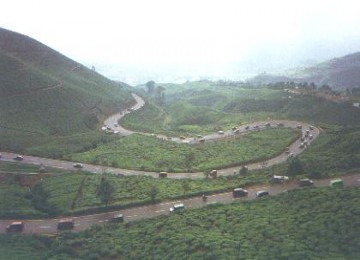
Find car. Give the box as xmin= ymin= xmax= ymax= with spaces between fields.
xmin=169 ymin=203 xmax=185 ymax=212
xmin=6 ymin=221 xmax=24 ymax=232
xmin=73 ymin=163 xmax=84 ymax=169
xmin=330 ymin=179 xmax=343 ymax=187
xmin=233 ymin=129 xmax=240 ymax=134
xmin=57 ymin=218 xmax=74 ymax=230
xmin=111 ymin=214 xmax=124 ymax=223
xmin=233 ymin=188 xmax=248 ymax=197
xmin=114 ymin=123 xmax=119 ymax=127
xmin=297 ymin=125 xmax=302 ymax=129
xmin=299 ymin=178 xmax=314 ymax=187
xmin=217 ymin=130 xmax=224 ymax=135
xmin=256 ymin=190 xmax=269 ymax=198
xmin=265 ymin=122 xmax=271 ymax=127
xmin=288 ymin=153 xmax=294 ymax=158
xmin=245 ymin=126 xmax=250 ymax=130
xmin=13 ymin=155 xmax=23 ymax=161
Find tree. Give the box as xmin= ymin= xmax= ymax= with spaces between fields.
xmin=286 ymin=157 xmax=304 ymax=176
xmin=96 ymin=176 xmax=114 ymax=206
xmin=239 ymin=166 xmax=248 ymax=175
xmin=155 ymin=86 xmax=166 ymax=105
xmin=146 ymin=81 xmax=155 ymax=94
xmin=184 ymin=152 xmax=195 ymax=171
xmin=147 ymin=184 xmax=159 ymax=203
xmin=181 ymin=179 xmax=191 ymax=195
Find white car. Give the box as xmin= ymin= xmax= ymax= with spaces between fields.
xmin=170 ymin=203 xmax=185 ymax=212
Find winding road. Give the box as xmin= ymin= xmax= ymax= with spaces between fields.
xmin=1 ymin=92 xmax=356 ymax=235
xmin=0 ymin=94 xmax=320 ymax=179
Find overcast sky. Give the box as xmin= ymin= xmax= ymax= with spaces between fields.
xmin=1 ymin=0 xmax=360 ymax=84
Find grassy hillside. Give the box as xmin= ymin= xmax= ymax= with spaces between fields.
xmin=1 ymin=186 xmax=359 ymax=259
xmin=0 ymin=27 xmax=133 ymax=153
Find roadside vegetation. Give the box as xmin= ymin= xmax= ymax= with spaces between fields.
xmin=0 ymin=168 xmax=271 ymax=218
xmin=1 ymin=186 xmax=359 ymax=259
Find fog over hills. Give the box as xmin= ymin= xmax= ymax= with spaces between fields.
xmin=248 ymin=52 xmax=360 ymax=90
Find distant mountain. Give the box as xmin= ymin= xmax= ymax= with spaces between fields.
xmin=0 ymin=27 xmax=133 ymax=151
xmin=294 ymin=52 xmax=360 ymax=90
xmin=246 ymin=72 xmax=292 ymax=85
xmin=248 ymin=52 xmax=360 ymax=90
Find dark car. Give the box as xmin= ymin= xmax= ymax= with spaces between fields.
xmin=233 ymin=188 xmax=248 ymax=198
xmin=73 ymin=163 xmax=84 ymax=169
xmin=299 ymin=178 xmax=314 ymax=187
xmin=13 ymin=155 xmax=24 ymax=161
xmin=112 ymin=214 xmax=124 ymax=223
xmin=256 ymin=190 xmax=269 ymax=198
xmin=57 ymin=218 xmax=74 ymax=230
xmin=6 ymin=221 xmax=24 ymax=232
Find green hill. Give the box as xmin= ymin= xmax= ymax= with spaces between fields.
xmin=0 ymin=27 xmax=133 ymax=153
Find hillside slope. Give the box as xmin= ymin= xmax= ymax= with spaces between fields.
xmin=248 ymin=52 xmax=360 ymax=90
xmin=0 ymin=28 xmax=133 ymax=152
xmin=296 ymin=52 xmax=360 ymax=90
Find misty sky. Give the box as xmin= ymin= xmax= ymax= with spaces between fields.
xmin=1 ymin=0 xmax=360 ymax=84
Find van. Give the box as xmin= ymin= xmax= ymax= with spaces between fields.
xmin=256 ymin=190 xmax=269 ymax=198
xmin=330 ymin=179 xmax=343 ymax=187
xmin=159 ymin=172 xmax=168 ymax=178
xmin=170 ymin=203 xmax=185 ymax=212
xmin=233 ymin=188 xmax=248 ymax=197
xmin=6 ymin=221 xmax=24 ymax=232
xmin=57 ymin=218 xmax=74 ymax=230
xmin=271 ymin=175 xmax=289 ymax=183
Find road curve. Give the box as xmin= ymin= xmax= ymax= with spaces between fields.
xmin=1 ymin=173 xmax=359 ymax=234
xmin=0 ymin=93 xmax=320 ymax=179
xmin=0 ymin=92 xmax=354 ymax=235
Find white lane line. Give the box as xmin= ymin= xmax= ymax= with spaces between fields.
xmin=126 ymin=215 xmax=138 ymax=218
xmin=39 ymin=226 xmax=51 ymax=229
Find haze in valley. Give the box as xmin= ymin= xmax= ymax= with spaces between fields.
xmin=1 ymin=0 xmax=360 ymax=84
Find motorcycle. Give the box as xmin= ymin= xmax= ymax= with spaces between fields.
xmin=202 ymin=194 xmax=208 ymax=202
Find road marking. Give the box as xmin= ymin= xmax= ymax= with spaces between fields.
xmin=39 ymin=226 xmax=51 ymax=229
xmin=126 ymin=215 xmax=138 ymax=218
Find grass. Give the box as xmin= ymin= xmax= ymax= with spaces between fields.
xmin=70 ymin=128 xmax=298 ymax=172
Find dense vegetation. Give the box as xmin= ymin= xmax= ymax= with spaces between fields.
xmin=69 ymin=128 xmax=298 ymax=172
xmin=126 ymin=81 xmax=360 ymax=137
xmin=1 ymin=186 xmax=359 ymax=259
xmin=0 ymin=28 xmax=133 ymax=153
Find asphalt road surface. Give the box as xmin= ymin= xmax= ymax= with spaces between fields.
xmin=1 ymin=173 xmax=359 ymax=234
